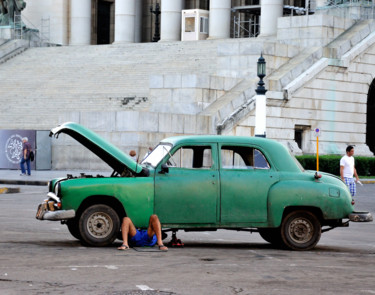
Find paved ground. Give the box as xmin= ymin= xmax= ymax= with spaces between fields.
xmin=0 ymin=183 xmax=374 ymax=295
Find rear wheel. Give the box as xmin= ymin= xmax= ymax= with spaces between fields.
xmin=78 ymin=204 xmax=120 ymax=247
xmin=281 ymin=210 xmax=321 ymax=251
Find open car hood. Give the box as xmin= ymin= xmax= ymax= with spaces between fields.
xmin=50 ymin=122 xmax=143 ymax=174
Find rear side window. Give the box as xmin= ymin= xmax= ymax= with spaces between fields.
xmin=221 ymin=146 xmax=270 ymax=170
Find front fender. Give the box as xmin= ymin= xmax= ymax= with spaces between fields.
xmin=59 ymin=177 xmax=154 ymax=227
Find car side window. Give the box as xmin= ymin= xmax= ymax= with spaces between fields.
xmin=168 ymin=146 xmax=212 ymax=169
xmin=221 ymin=146 xmax=270 ymax=170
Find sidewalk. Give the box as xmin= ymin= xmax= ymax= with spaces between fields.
xmin=0 ymin=169 xmax=374 ymax=187
xmin=0 ymin=169 xmax=110 ymax=186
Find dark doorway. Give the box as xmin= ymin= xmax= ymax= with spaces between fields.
xmin=366 ymin=79 xmax=375 ymax=154
xmin=97 ymin=0 xmax=111 ymax=44
xmin=295 ymin=129 xmax=302 ymax=149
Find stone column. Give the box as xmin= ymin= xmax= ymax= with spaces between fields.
xmin=259 ymin=0 xmax=283 ymax=37
xmin=160 ymin=0 xmax=184 ymax=41
xmin=208 ymin=0 xmax=231 ymax=39
xmin=135 ymin=0 xmax=142 ymax=43
xmin=114 ymin=0 xmax=136 ymax=43
xmin=70 ymin=0 xmax=91 ymax=45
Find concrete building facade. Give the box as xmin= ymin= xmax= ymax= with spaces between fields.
xmin=0 ymin=0 xmax=374 ymax=170
xmin=22 ymin=0 xmax=290 ymax=46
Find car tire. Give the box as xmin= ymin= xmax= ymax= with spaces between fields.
xmin=281 ymin=210 xmax=321 ymax=251
xmin=78 ymin=204 xmax=120 ymax=247
xmin=258 ymin=228 xmax=284 ymax=247
xmin=66 ymin=219 xmax=81 ymax=240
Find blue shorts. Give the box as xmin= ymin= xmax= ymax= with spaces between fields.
xmin=129 ymin=229 xmax=157 ymax=247
xmin=344 ymin=177 xmax=356 ymax=197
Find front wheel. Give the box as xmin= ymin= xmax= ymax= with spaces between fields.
xmin=281 ymin=210 xmax=321 ymax=251
xmin=66 ymin=219 xmax=81 ymax=240
xmin=258 ymin=228 xmax=284 ymax=247
xmin=78 ymin=204 xmax=120 ymax=247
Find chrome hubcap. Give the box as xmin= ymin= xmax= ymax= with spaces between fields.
xmin=289 ymin=218 xmax=313 ymax=244
xmin=87 ymin=212 xmax=113 ymax=238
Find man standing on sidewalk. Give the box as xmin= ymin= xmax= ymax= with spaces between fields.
xmin=20 ymin=137 xmax=31 ymax=176
xmin=340 ymin=145 xmax=360 ymax=197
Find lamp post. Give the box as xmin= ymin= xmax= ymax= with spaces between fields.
xmin=150 ymin=3 xmax=161 ymax=42
xmin=255 ymin=54 xmax=267 ymax=138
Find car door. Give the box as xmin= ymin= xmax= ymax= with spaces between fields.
xmin=219 ymin=144 xmax=278 ymax=224
xmin=154 ymin=143 xmax=219 ymax=224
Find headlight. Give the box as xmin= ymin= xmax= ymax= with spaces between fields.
xmin=54 ymin=182 xmax=61 ymax=196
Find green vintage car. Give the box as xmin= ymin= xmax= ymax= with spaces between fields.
xmin=36 ymin=122 xmax=372 ymax=250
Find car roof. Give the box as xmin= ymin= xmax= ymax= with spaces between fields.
xmin=160 ymin=135 xmax=301 ymax=172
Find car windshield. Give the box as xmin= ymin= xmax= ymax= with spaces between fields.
xmin=141 ymin=143 xmax=172 ymax=167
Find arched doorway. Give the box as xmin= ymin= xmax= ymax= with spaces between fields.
xmin=366 ymin=79 xmax=375 ymax=154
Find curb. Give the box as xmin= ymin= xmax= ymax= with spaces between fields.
xmin=0 ymin=187 xmax=21 ymax=194
xmin=0 ymin=180 xmax=48 ymax=186
xmin=361 ymin=180 xmax=375 ymax=184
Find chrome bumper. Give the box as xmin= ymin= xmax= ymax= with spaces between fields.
xmin=349 ymin=211 xmax=373 ymax=222
xmin=36 ymin=192 xmax=75 ymax=221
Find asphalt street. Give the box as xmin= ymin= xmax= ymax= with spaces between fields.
xmin=0 ymin=184 xmax=374 ymax=295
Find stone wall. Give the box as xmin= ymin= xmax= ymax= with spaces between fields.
xmin=230 ymin=29 xmax=375 ymax=156
xmin=277 ymin=14 xmax=355 ymax=47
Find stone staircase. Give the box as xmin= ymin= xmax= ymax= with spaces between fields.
xmin=0 ymin=40 xmax=220 ymax=129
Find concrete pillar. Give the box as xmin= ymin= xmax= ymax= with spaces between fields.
xmin=114 ymin=0 xmax=136 ymax=43
xmin=208 ymin=0 xmax=231 ymax=39
xmin=255 ymin=94 xmax=267 ymax=137
xmin=160 ymin=0 xmax=184 ymax=41
xmin=135 ymin=0 xmax=142 ymax=43
xmin=259 ymin=0 xmax=283 ymax=37
xmin=70 ymin=0 xmax=91 ymax=45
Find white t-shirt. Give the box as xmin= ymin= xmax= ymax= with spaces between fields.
xmin=340 ymin=155 xmax=355 ymax=178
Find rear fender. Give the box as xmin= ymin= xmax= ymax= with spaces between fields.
xmin=267 ymin=180 xmax=343 ymax=227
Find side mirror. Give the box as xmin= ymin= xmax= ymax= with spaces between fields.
xmin=159 ymin=163 xmax=169 ymax=174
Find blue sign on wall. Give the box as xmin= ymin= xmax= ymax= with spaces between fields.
xmin=0 ymin=130 xmax=36 ymax=169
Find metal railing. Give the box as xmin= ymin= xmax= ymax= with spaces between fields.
xmin=317 ymin=0 xmax=375 ymax=19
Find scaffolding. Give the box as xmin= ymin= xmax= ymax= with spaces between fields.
xmin=232 ymin=5 xmax=260 ymax=38
xmin=233 ymin=15 xmax=260 ymax=38
xmin=40 ymin=17 xmax=50 ymax=44
xmin=13 ymin=12 xmax=22 ymax=39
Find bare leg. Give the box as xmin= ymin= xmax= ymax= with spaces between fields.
xmin=118 ymin=217 xmax=137 ymax=250
xmin=147 ymin=214 xmax=168 ymax=250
